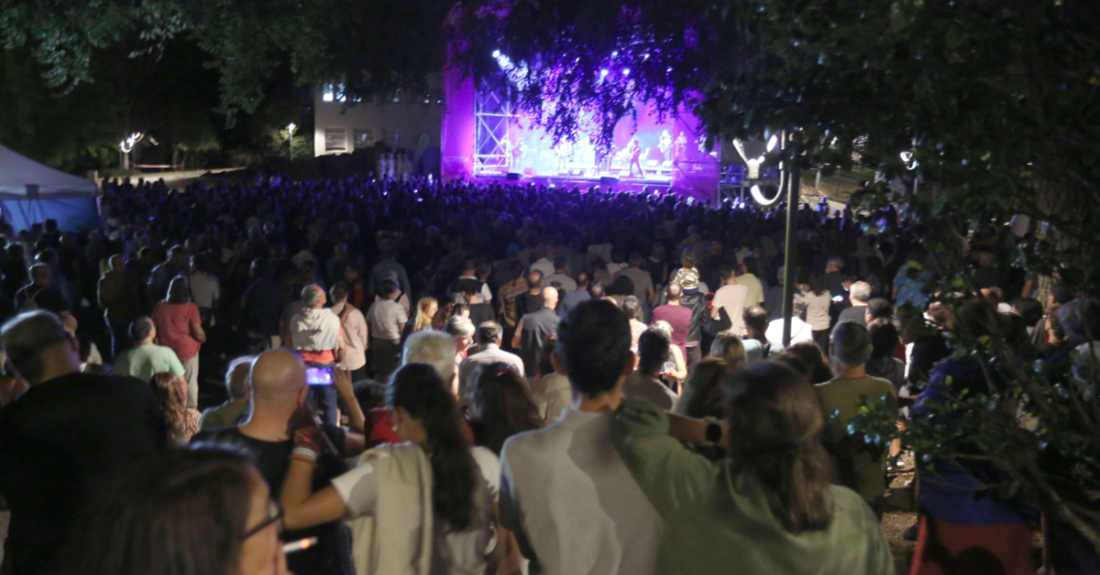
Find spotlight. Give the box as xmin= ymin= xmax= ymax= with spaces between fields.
xmin=600 ymin=69 xmax=609 ymax=76
xmin=666 ymin=67 xmax=673 ymax=73
xmin=612 ymin=50 xmax=619 ymax=57
xmin=492 ymin=50 xmax=501 ymax=58
xmin=623 ymin=69 xmax=630 ymax=76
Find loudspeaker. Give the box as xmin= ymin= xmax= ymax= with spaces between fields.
xmin=599 ymin=176 xmax=620 ymax=186
xmin=505 ymin=172 xmax=523 ymax=181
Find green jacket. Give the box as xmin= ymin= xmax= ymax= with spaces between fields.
xmin=612 ymin=399 xmax=894 ymax=575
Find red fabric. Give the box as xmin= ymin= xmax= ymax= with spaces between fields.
xmin=366 ymin=408 xmax=402 ymax=448
xmin=894 ymin=342 xmax=907 ymax=361
xmin=651 ymin=304 xmax=692 ymax=359
xmin=350 ymin=279 xmax=365 ymax=309
xmin=910 ymin=514 xmax=1035 ymax=575
xmin=365 ymin=407 xmax=476 ymax=449
xmin=151 ymin=302 xmax=202 ymax=362
xmin=300 ymin=350 xmax=336 ymax=364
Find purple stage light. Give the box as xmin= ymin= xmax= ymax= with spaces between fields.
xmin=623 ymin=69 xmax=630 ymax=76
xmin=600 ymin=69 xmax=609 ymax=76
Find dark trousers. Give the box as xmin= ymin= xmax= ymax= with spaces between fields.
xmin=813 ymin=329 xmax=831 ymax=353
xmin=686 ymin=343 xmax=702 ymax=371
xmin=370 ymin=338 xmax=402 ymax=378
xmin=106 ymin=316 xmax=132 ymax=360
xmin=306 ymin=362 xmax=339 ymax=426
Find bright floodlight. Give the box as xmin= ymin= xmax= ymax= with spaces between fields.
xmin=767 ymin=134 xmax=778 ymax=152
xmin=612 ymin=50 xmax=619 ymax=57
xmin=492 ymin=50 xmax=501 ymax=58
xmin=623 ymin=68 xmax=630 ymax=76
xmin=600 ymin=69 xmax=609 ymax=76
xmin=287 ymin=122 xmax=297 ymax=135
xmin=900 ymin=151 xmax=919 ymax=170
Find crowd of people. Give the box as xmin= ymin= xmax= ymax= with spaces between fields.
xmin=0 ymin=173 xmax=1088 ymax=575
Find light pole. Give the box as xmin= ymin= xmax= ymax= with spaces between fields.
xmin=287 ymin=123 xmax=297 ymax=160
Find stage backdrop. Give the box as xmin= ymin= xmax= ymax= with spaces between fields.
xmin=441 ymin=53 xmax=718 ymax=201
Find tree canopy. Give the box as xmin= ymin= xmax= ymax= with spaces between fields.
xmin=456 ymin=0 xmax=1100 ymax=557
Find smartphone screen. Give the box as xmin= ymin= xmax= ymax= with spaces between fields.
xmin=305 ymin=367 xmax=334 ymax=386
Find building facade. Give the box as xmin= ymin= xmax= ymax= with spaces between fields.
xmin=313 ymin=81 xmax=442 ymax=158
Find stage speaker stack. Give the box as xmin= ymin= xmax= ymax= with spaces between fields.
xmin=506 ymin=172 xmax=523 ymax=181
xmin=600 ymin=176 xmax=620 ymax=186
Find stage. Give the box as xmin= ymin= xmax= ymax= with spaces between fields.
xmin=440 ymin=53 xmax=720 ymax=202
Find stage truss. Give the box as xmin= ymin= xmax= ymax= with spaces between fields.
xmin=474 ymin=88 xmax=518 ymax=176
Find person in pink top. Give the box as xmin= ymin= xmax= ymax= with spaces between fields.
xmin=151 ymin=277 xmax=206 ymax=407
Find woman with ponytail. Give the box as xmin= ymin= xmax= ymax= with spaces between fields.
xmin=280 ymin=363 xmax=498 ymax=575
xmin=612 ymin=360 xmax=892 ymax=574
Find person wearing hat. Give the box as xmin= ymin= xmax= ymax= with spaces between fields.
xmin=676 ymin=271 xmax=709 ymax=370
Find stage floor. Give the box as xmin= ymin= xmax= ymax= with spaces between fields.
xmin=471 ymin=172 xmax=673 ymax=194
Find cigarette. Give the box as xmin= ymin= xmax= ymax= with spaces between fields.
xmin=283 ymin=537 xmax=318 ymax=554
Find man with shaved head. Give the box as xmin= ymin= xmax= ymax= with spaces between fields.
xmin=513 ymin=286 xmax=560 ymax=377
xmin=193 ymin=348 xmax=365 ymax=575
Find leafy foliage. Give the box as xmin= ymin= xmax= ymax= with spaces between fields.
xmin=456 ymin=0 xmax=1100 ymax=555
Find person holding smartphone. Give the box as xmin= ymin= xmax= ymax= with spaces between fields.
xmin=288 ymin=285 xmax=345 ymax=425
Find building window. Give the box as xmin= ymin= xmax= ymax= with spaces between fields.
xmin=325 ymin=128 xmax=348 ymax=152
xmin=322 ymin=83 xmax=346 ymax=103
xmin=353 ymin=129 xmax=374 ymax=148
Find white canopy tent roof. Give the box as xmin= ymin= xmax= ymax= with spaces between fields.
xmin=0 ymin=144 xmax=98 ymax=197
xmin=0 ymin=143 xmax=100 ymax=232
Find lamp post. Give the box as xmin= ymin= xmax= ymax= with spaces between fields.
xmin=287 ymin=123 xmax=297 ymax=160
xmin=781 ymin=139 xmax=801 ymax=347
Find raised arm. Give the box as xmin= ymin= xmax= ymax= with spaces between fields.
xmin=280 ymin=432 xmax=350 ymax=530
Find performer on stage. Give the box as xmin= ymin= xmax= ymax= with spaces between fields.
xmin=627 ymin=138 xmax=645 ymax=178
xmin=555 ymin=141 xmax=573 ymax=174
xmin=502 ymin=136 xmax=513 ymax=169
xmin=674 ymin=133 xmax=687 ymax=162
xmin=658 ymin=130 xmax=672 ymax=161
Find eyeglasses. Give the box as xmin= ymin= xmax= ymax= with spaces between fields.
xmin=242 ymin=498 xmax=284 ymax=539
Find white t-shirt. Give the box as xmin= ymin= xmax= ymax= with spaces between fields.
xmin=332 ymin=445 xmax=499 ymax=575
xmin=765 ymin=316 xmax=815 ymax=347
xmin=189 ymin=272 xmax=220 ymax=309
xmin=500 ymin=409 xmax=662 ymax=575
xmin=712 ymin=284 xmax=748 ymax=333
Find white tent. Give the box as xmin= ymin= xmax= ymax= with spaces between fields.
xmin=0 ymin=143 xmax=101 ymax=232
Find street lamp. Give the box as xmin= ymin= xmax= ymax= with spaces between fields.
xmin=287 ymin=123 xmax=297 ymax=160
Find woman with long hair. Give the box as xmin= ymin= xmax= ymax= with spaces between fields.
xmin=650 ymin=320 xmax=688 ymax=385
xmin=55 ymin=446 xmax=289 ymax=575
xmin=151 ymin=276 xmax=206 ymax=407
xmin=403 ymin=296 xmax=438 ymax=341
xmin=613 ymin=361 xmax=892 ymax=573
xmin=708 ymin=331 xmax=747 ymax=372
xmin=280 ymin=363 xmax=498 ymax=575
xmin=675 ymin=357 xmax=733 ymax=421
xmin=466 ymin=362 xmax=544 ymax=455
xmin=464 ymin=362 xmax=540 ymax=575
xmin=150 ymin=372 xmax=201 ymax=442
